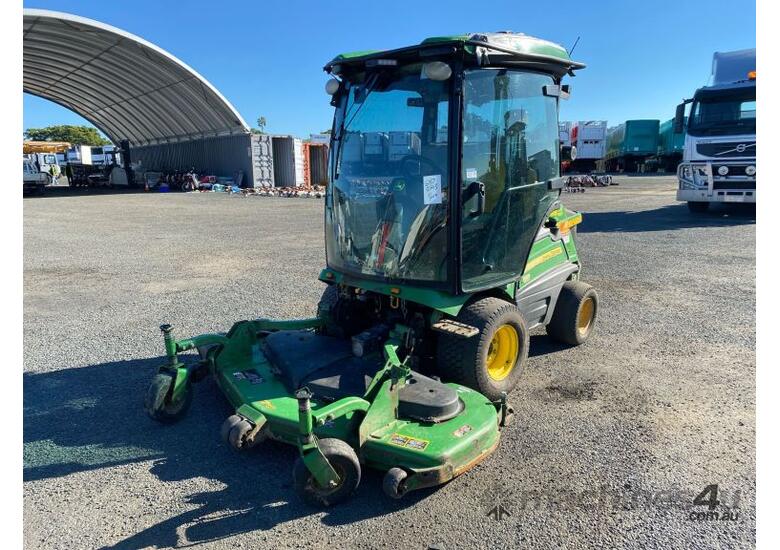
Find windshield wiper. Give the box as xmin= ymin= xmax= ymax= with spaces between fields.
xmin=334 ymin=73 xmax=380 ymax=179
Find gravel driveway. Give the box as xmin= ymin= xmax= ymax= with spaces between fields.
xmin=23 ymin=176 xmax=755 ymax=549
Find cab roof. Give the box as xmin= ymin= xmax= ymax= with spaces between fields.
xmin=325 ymin=32 xmax=585 ymax=76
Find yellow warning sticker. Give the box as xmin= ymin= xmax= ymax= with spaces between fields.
xmin=389 ymin=433 xmax=430 ymax=451
xmin=258 ymin=400 xmax=276 ymax=410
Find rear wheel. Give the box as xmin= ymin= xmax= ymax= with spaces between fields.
xmin=688 ymin=201 xmax=710 ymax=213
xmin=437 ymin=297 xmax=529 ymax=400
xmin=546 ymin=281 xmax=598 ymax=345
xmin=293 ymin=438 xmax=361 ymax=507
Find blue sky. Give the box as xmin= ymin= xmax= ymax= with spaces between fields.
xmin=23 ymin=0 xmax=756 ymax=138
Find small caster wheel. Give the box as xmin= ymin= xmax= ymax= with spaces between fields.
xmin=220 ymin=414 xmax=244 ymax=444
xmin=382 ymin=467 xmax=408 ymax=499
xmin=499 ymin=404 xmax=515 ymax=428
xmin=222 ymin=415 xmax=264 ymax=451
xmin=293 ymin=438 xmax=360 ymax=507
xmin=145 ymin=372 xmax=192 ymax=424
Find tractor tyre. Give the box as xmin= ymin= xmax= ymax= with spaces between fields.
xmin=382 ymin=468 xmax=408 ymax=499
xmin=293 ymin=438 xmax=361 ymax=507
xmin=688 ymin=201 xmax=710 ymax=213
xmin=317 ymin=284 xmax=340 ymax=312
xmin=144 ymin=372 xmax=192 ymax=424
xmin=437 ymin=297 xmax=529 ymax=401
xmin=546 ymin=281 xmax=598 ymax=346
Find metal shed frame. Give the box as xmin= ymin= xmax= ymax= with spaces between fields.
xmin=23 ymin=9 xmax=250 ymax=147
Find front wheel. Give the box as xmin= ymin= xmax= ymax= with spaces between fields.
xmin=546 ymin=281 xmax=598 ymax=346
xmin=293 ymin=439 xmax=361 ymax=507
xmin=437 ymin=297 xmax=529 ymax=401
xmin=144 ymin=371 xmax=192 ymax=423
xmin=688 ymin=201 xmax=710 ymax=213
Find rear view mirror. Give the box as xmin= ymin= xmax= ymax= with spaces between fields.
xmin=543 ymin=84 xmax=571 ymax=100
xmin=674 ymin=103 xmax=686 ymax=134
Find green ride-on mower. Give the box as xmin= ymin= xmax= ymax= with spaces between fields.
xmin=145 ymin=32 xmax=598 ymax=506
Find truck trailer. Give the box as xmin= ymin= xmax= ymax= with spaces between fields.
xmin=569 ymin=120 xmax=607 ymax=172
xmin=674 ymin=49 xmax=756 ymax=212
xmin=602 ymin=120 xmax=660 ymax=172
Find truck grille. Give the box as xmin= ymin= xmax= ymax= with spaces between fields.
xmin=713 ymin=181 xmax=756 ymax=190
xmin=696 ymin=142 xmax=755 ymax=158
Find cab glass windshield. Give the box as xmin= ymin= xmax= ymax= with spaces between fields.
xmin=326 ymin=63 xmax=450 ymax=283
xmin=688 ymin=87 xmax=756 ymax=136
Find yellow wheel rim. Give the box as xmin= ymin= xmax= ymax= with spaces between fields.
xmin=577 ymin=297 xmax=595 ymax=337
xmin=486 ymin=324 xmax=519 ymax=381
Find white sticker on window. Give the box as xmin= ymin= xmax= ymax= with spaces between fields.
xmin=466 ymin=168 xmax=478 ymax=179
xmin=423 ymin=174 xmax=442 ymax=204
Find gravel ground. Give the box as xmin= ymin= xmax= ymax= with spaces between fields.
xmin=23 ymin=176 xmax=755 ymax=549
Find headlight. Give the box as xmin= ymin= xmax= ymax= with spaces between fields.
xmin=717 ymin=165 xmax=729 ymax=176
xmin=746 ymin=165 xmax=756 ymax=176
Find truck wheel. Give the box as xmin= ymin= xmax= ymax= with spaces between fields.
xmin=293 ymin=438 xmax=361 ymax=507
xmin=688 ymin=201 xmax=709 ymax=213
xmin=144 ymin=372 xmax=192 ymax=423
xmin=546 ymin=281 xmax=598 ymax=346
xmin=437 ymin=297 xmax=529 ymax=401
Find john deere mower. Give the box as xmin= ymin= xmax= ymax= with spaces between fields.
xmin=146 ymin=32 xmax=597 ymax=506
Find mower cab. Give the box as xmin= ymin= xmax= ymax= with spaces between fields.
xmin=147 ymin=33 xmax=596 ymax=507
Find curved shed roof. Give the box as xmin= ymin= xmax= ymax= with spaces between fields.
xmin=23 ymin=9 xmax=250 ymax=147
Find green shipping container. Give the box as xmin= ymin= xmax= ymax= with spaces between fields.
xmin=606 ymin=119 xmax=660 ymax=159
xmin=657 ymin=117 xmax=686 ymax=156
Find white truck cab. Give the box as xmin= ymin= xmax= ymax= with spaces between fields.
xmin=674 ymin=49 xmax=756 ymax=212
xmin=23 ymin=159 xmax=50 ymax=194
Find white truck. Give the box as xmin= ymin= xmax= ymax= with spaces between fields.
xmin=674 ymin=49 xmax=756 ymax=212
xmin=23 ymin=159 xmax=50 ymax=194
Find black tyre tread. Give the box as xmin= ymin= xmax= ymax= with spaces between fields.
xmin=383 ymin=467 xmax=408 ymax=499
xmin=221 ymin=414 xmax=245 ymax=444
xmin=317 ymin=285 xmax=340 ymax=311
xmin=546 ymin=281 xmax=598 ymax=346
xmin=293 ymin=438 xmax=361 ymax=507
xmin=144 ymin=372 xmax=192 ymax=424
xmin=437 ymin=297 xmax=529 ymax=401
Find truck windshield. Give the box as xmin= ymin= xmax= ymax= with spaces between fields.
xmin=326 ymin=63 xmax=450 ymax=283
xmin=688 ymin=87 xmax=756 ymax=136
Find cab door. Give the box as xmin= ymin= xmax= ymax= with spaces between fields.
xmin=460 ymin=69 xmax=560 ymax=292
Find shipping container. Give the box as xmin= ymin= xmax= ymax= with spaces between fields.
xmin=303 ymin=143 xmax=329 ymax=187
xmin=250 ymin=134 xmax=275 ymax=187
xmin=129 ymin=133 xmax=276 ymax=188
xmin=272 ymin=136 xmax=306 ymax=187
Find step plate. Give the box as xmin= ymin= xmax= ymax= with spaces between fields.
xmin=431 ymin=319 xmax=479 ymax=338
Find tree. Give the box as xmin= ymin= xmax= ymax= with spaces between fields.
xmin=255 ymin=116 xmax=267 ymax=134
xmin=24 ymin=125 xmax=110 ymax=146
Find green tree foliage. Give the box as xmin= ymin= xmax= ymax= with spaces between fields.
xmin=24 ymin=125 xmax=111 ymax=146
xmin=251 ymin=116 xmax=268 ymax=134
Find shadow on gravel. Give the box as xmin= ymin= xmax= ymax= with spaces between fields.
xmin=528 ymin=334 xmax=571 ymax=358
xmin=24 ymin=186 xmax=148 ymax=199
xmin=24 ymin=359 xmax=429 ymax=547
xmin=579 ymin=203 xmax=755 ymax=233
